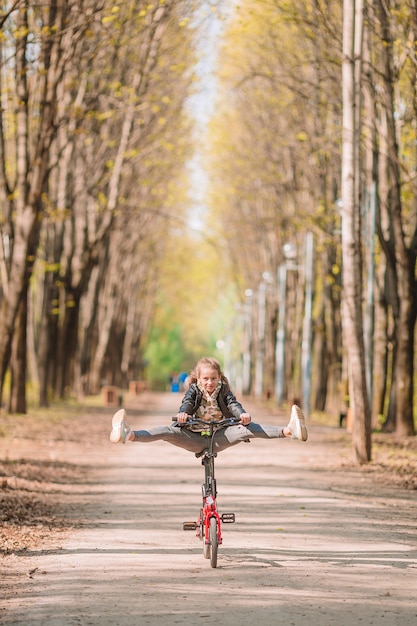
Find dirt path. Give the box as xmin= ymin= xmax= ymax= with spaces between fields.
xmin=1 ymin=392 xmax=417 ymax=625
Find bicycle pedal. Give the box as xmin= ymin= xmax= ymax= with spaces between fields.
xmin=183 ymin=521 xmax=198 ymax=531
xmin=221 ymin=513 xmax=236 ymax=523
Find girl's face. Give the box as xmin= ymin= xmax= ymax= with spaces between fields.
xmin=198 ymin=366 xmax=220 ymax=394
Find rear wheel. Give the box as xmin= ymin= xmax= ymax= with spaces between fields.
xmin=209 ymin=516 xmax=218 ymax=568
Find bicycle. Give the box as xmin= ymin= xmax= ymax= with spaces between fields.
xmin=177 ymin=416 xmax=241 ymax=568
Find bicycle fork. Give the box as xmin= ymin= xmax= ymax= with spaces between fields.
xmin=201 ymin=487 xmax=222 ymax=546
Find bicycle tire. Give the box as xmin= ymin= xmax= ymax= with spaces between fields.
xmin=204 ymin=534 xmax=210 ymax=559
xmin=209 ymin=516 xmax=218 ymax=568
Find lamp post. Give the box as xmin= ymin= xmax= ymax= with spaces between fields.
xmin=275 ymin=263 xmax=288 ymax=405
xmin=275 ymin=243 xmax=298 ymax=405
xmin=275 ymin=243 xmax=299 ymax=405
xmin=254 ymin=272 xmax=272 ymax=400
xmin=242 ymin=288 xmax=253 ymax=395
xmin=301 ymin=232 xmax=314 ymax=417
xmin=364 ymin=184 xmax=376 ymax=411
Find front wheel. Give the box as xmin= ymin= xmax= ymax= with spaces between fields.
xmin=209 ymin=516 xmax=218 ymax=568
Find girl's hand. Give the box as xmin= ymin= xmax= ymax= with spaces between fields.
xmin=240 ymin=413 xmax=251 ymax=426
xmin=176 ymin=412 xmax=190 ymax=424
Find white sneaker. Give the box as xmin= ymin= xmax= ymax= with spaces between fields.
xmin=110 ymin=409 xmax=131 ymax=443
xmin=288 ymin=405 xmax=308 ymax=441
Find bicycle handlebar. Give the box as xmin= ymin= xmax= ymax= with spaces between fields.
xmin=171 ymin=416 xmax=242 ymax=428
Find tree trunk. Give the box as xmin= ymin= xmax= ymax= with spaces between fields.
xmin=372 ymin=259 xmax=389 ymax=428
xmin=312 ymin=306 xmax=329 ymax=411
xmin=9 ymin=291 xmax=27 ymax=414
xmin=375 ymin=0 xmax=416 ymax=435
xmin=54 ymin=293 xmax=80 ymax=398
xmin=37 ymin=267 xmax=60 ymax=408
xmin=341 ymin=0 xmax=371 ymax=463
xmin=88 ymin=242 xmax=117 ymax=395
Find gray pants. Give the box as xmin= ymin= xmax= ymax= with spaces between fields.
xmin=131 ymin=422 xmax=286 ymax=455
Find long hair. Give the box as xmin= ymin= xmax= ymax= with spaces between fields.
xmin=185 ymin=357 xmax=229 ymax=389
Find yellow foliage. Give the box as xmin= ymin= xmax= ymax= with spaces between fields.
xmin=97 ymin=111 xmax=114 ymax=121
xmin=7 ymin=189 xmax=19 ymax=200
xmin=296 ymin=131 xmax=308 ymax=142
xmin=13 ymin=27 xmax=29 ymax=39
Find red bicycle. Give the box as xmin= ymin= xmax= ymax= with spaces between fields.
xmin=181 ymin=417 xmax=240 ymax=568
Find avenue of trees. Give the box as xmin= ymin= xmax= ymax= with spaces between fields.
xmin=0 ymin=0 xmax=195 ymax=410
xmin=0 ymin=1 xmax=416 ymax=464
xmin=207 ymin=0 xmax=416 ymax=460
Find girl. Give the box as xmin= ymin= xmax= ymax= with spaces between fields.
xmin=110 ymin=356 xmax=308 ymax=455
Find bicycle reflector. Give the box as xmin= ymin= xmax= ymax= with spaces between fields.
xmin=221 ymin=513 xmax=236 ymax=523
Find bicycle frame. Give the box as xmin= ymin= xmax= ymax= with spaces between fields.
xmin=181 ymin=417 xmax=239 ymax=567
xmin=200 ymin=445 xmax=222 ymax=546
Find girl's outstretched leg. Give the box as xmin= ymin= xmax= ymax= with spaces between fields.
xmin=212 ymin=404 xmax=308 ymax=452
xmin=244 ymin=405 xmax=307 ymax=441
xmin=109 ymin=409 xmax=212 ymax=455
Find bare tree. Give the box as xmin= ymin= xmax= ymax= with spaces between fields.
xmin=0 ymin=0 xmax=90 ymax=410
xmin=341 ymin=0 xmax=371 ymax=463
xmin=372 ymin=0 xmax=416 ymax=435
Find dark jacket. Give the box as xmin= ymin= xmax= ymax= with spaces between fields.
xmin=178 ymin=382 xmax=246 ymax=419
